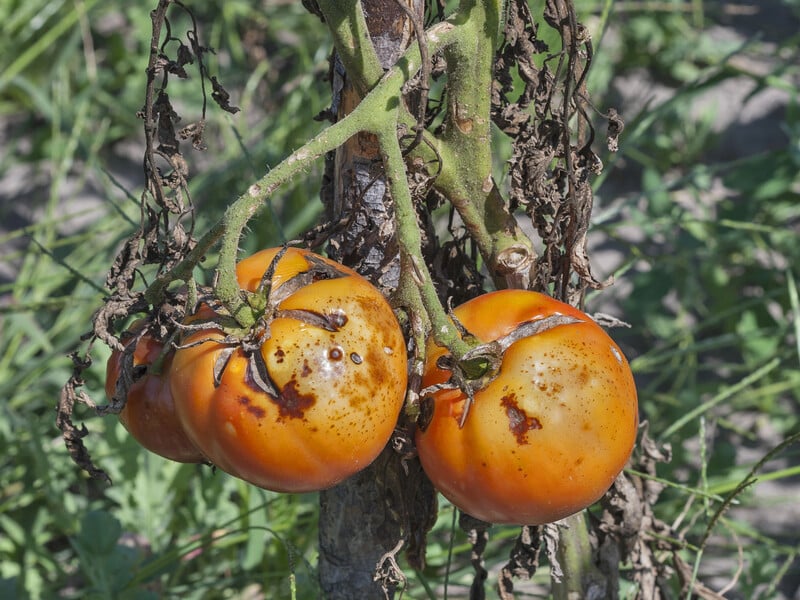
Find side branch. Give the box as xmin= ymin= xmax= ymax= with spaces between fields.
xmin=377 ymin=123 xmax=472 ymax=359
xmin=214 ymin=111 xmax=375 ymax=325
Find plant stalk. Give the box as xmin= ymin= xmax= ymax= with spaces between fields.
xmin=552 ymin=512 xmax=607 ymax=600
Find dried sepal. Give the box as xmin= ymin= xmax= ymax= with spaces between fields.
xmin=420 ymin=313 xmax=583 ymax=427
xmin=213 ymin=346 xmax=236 ymax=387
xmin=246 ymin=349 xmax=280 ymax=397
xmin=274 ymin=308 xmax=348 ymax=332
xmin=257 ymin=246 xmax=291 ymax=295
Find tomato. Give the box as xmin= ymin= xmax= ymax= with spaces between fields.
xmin=105 ymin=328 xmax=205 ymax=463
xmin=415 ymin=290 xmax=638 ymax=525
xmin=170 ymin=247 xmax=408 ymax=492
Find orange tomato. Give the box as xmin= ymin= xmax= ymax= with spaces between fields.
xmin=416 ymin=290 xmax=638 ymax=525
xmin=106 ymin=329 xmax=205 ymax=463
xmin=170 ymin=247 xmax=408 ymax=492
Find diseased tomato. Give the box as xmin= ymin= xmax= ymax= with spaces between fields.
xmin=170 ymin=247 xmax=408 ymax=492
xmin=415 ymin=290 xmax=638 ymax=525
xmin=105 ymin=328 xmax=205 ymax=463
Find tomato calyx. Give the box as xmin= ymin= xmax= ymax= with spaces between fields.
xmin=420 ymin=313 xmax=582 ymax=428
xmin=177 ymin=250 xmax=353 ymax=396
xmin=247 ymin=250 xmax=349 ymax=316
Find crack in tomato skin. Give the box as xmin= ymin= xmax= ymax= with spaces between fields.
xmin=500 ymin=393 xmax=542 ymax=445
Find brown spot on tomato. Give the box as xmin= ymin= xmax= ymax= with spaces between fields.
xmin=501 ymin=394 xmax=542 ymax=445
xmin=238 ymin=396 xmax=266 ymax=419
xmin=350 ymin=352 xmax=363 ymax=364
xmin=329 ymin=346 xmax=344 ymax=361
xmin=275 ymin=377 xmax=315 ymax=420
xmin=274 ymin=348 xmax=285 ymax=363
xmin=301 ymin=359 xmax=312 ymax=377
xmin=349 ymin=394 xmax=367 ymax=408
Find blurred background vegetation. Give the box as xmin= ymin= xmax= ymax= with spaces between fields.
xmin=1 ymin=0 xmax=798 ymax=598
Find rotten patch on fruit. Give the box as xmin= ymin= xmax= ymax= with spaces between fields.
xmin=275 ymin=378 xmax=316 ymax=421
xmin=238 ymin=396 xmax=266 ymax=419
xmin=501 ymin=394 xmax=542 ymax=444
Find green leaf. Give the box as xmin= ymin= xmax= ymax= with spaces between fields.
xmin=75 ymin=510 xmax=122 ymax=556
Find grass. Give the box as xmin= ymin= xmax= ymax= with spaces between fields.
xmin=1 ymin=0 xmax=799 ymax=598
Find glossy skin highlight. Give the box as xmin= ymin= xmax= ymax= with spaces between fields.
xmin=170 ymin=248 xmax=408 ymax=492
xmin=416 ymin=290 xmax=638 ymax=525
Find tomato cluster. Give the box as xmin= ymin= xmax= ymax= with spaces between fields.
xmin=105 ymin=247 xmax=407 ymax=492
xmin=106 ymin=249 xmax=637 ymax=523
xmin=170 ymin=247 xmax=408 ymax=492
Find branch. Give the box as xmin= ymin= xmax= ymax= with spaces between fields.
xmin=213 ymin=108 xmax=377 ymax=325
xmin=316 ymin=0 xmax=384 ymax=94
xmin=211 ymin=19 xmax=461 ymax=326
xmin=377 ymin=123 xmax=473 ymax=360
xmin=433 ymin=0 xmax=536 ymax=287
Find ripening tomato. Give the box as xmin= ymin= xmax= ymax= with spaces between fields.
xmin=416 ymin=290 xmax=638 ymax=525
xmin=170 ymin=247 xmax=408 ymax=492
xmin=105 ymin=328 xmax=205 ymax=463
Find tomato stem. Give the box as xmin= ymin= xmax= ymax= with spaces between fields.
xmin=377 ymin=122 xmax=474 ymax=360
xmin=551 ymin=511 xmax=607 ymax=599
xmin=212 ymin=106 xmax=376 ymax=326
xmin=431 ymin=0 xmax=536 ymax=288
xmin=316 ymin=0 xmax=384 ymax=95
xmin=195 ymin=19 xmax=458 ymax=327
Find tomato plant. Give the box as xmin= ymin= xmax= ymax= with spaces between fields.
xmin=416 ymin=290 xmax=638 ymax=525
xmin=170 ymin=247 xmax=408 ymax=492
xmin=105 ymin=328 xmax=205 ymax=463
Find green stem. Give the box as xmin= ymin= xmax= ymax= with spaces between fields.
xmin=376 ymin=123 xmax=472 ymax=359
xmin=213 ymin=108 xmax=375 ymax=325
xmin=212 ymin=19 xmax=460 ymax=327
xmin=316 ymin=0 xmax=384 ymax=94
xmin=434 ymin=0 xmax=535 ymax=286
xmin=552 ymin=512 xmax=606 ymax=600
xmin=208 ymin=20 xmax=445 ymax=325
